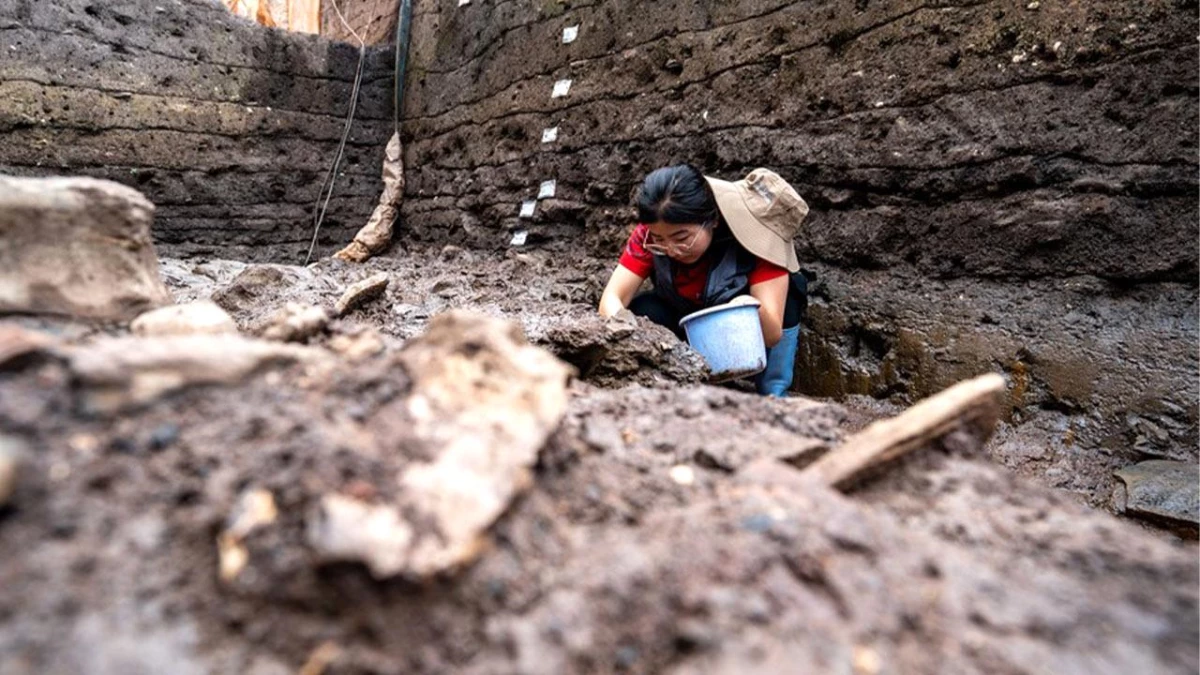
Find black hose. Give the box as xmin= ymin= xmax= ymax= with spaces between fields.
xmin=393 ymin=0 xmax=414 ymax=133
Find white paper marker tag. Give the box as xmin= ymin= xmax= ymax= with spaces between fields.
xmin=562 ymin=25 xmax=579 ymax=44
xmin=458 ymin=0 xmax=470 ymax=6
xmin=510 ymin=230 xmax=528 ymax=246
xmin=551 ymin=79 xmax=572 ymax=98
xmin=541 ymin=126 xmax=559 ymax=143
xmin=538 ymin=180 xmax=557 ymax=200
xmin=519 ymin=200 xmax=536 ymax=218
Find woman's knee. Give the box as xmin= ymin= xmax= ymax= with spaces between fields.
xmin=783 ymin=280 xmax=804 ymax=329
xmin=628 ymin=293 xmax=685 ymax=336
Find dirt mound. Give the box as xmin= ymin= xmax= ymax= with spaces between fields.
xmin=1 ymin=298 xmax=1196 ymax=673
xmin=186 ymin=250 xmax=710 ymax=388
xmin=535 ymin=312 xmax=709 ymax=387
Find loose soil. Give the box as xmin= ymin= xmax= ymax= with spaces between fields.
xmin=1 ymin=247 xmax=1196 ymax=674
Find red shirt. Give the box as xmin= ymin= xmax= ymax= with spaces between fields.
xmin=618 ymin=224 xmax=788 ymax=304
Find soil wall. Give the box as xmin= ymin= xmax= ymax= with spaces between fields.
xmin=397 ymin=0 xmax=1199 ymax=499
xmin=321 ymin=0 xmax=398 ymax=45
xmin=399 ymin=0 xmax=1196 ymax=278
xmin=0 ymin=0 xmax=395 ymax=262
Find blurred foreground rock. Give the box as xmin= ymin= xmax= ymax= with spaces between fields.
xmin=0 ymin=325 xmax=58 ymax=368
xmin=130 ymin=301 xmax=238 ymax=336
xmin=0 ymin=176 xmax=170 ymax=320
xmin=67 ymin=334 xmax=326 ymax=414
xmin=326 ymin=326 xmax=385 ymax=361
xmin=259 ymin=303 xmax=329 ymax=342
xmin=308 ymin=311 xmax=572 ymax=578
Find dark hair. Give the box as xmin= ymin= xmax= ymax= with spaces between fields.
xmin=636 ymin=164 xmax=719 ymax=226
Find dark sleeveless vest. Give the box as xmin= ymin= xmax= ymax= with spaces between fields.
xmin=651 ymin=235 xmax=758 ymax=314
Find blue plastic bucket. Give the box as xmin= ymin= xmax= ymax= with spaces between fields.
xmin=679 ymin=298 xmax=767 ymax=383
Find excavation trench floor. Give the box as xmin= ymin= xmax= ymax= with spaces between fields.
xmin=0 ymin=247 xmax=1196 ymax=674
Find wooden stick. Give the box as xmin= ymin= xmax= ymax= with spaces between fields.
xmin=802 ymin=373 xmax=1006 ymax=490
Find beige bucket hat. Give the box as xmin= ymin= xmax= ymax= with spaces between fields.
xmin=705 ymin=169 xmax=808 ymax=273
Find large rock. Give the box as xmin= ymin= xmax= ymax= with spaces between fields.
xmin=393 ymin=312 xmax=571 ymax=577
xmin=536 ymin=310 xmax=710 ymax=387
xmin=308 ymin=311 xmax=572 ymax=578
xmin=0 ymin=176 xmax=170 ymax=320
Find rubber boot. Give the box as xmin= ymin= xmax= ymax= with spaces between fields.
xmin=755 ymin=324 xmax=800 ymax=397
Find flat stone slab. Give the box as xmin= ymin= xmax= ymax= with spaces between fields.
xmin=67 ymin=334 xmax=327 ymax=414
xmin=307 ymin=311 xmax=571 ymax=579
xmin=334 ymin=273 xmax=390 ymax=317
xmin=1113 ymin=460 xmax=1199 ymax=526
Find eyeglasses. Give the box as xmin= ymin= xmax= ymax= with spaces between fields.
xmin=642 ymin=224 xmax=708 ymax=256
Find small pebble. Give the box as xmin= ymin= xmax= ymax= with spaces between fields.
xmin=109 ymin=437 xmax=137 ymax=455
xmin=741 ymin=513 xmax=774 ymax=533
xmin=614 ymin=645 xmax=639 ymax=670
xmin=669 ymin=464 xmax=696 ymax=486
xmin=49 ymin=460 xmax=71 ymax=482
xmin=854 ymin=645 xmax=883 ymax=675
xmin=68 ymin=433 xmax=100 ymax=455
xmin=148 ymin=423 xmax=180 ymax=451
xmin=743 ymin=592 xmax=771 ymax=623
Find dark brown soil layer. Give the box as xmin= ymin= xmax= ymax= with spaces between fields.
xmin=400 ymin=0 xmax=1197 ymax=287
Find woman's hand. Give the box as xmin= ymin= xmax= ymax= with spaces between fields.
xmin=725 ymin=295 xmax=760 ymax=307
xmin=598 ymin=265 xmax=646 ymax=318
xmin=748 ymin=275 xmax=789 ymax=347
